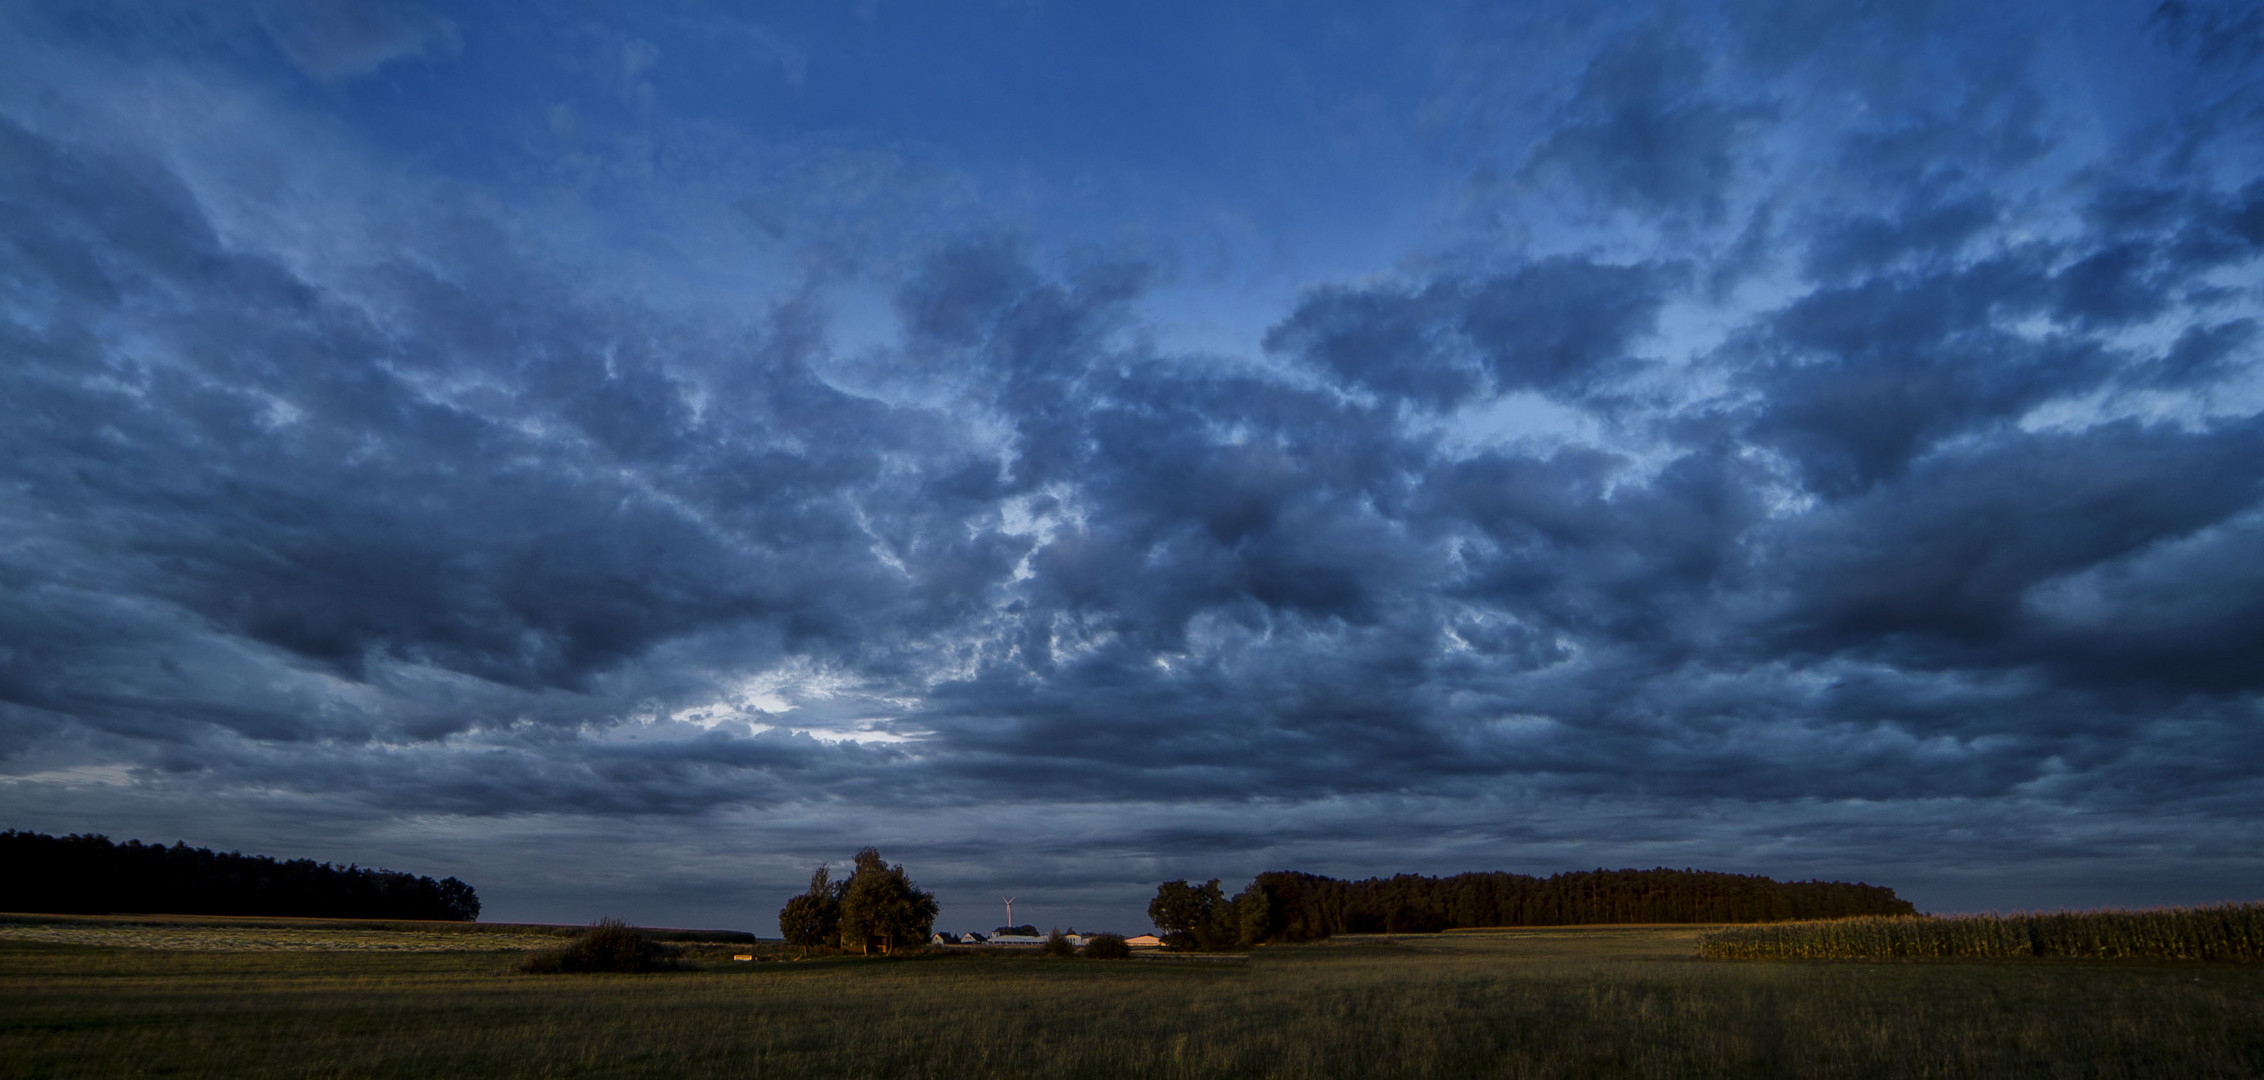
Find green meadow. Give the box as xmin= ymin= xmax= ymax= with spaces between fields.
xmin=4 ymin=918 xmax=2262 ymax=1079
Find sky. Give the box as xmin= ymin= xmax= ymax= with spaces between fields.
xmin=3 ymin=0 xmax=2262 ymax=936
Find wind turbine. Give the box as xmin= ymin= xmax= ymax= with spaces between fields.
xmin=1002 ymin=896 xmax=1017 ymax=930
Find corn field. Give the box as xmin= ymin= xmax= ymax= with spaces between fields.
xmin=1697 ymin=902 xmax=2264 ymax=961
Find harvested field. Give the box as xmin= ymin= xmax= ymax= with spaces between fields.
xmin=6 ymin=920 xmax=2264 ymax=1077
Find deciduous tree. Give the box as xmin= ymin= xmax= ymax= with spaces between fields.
xmin=1148 ymin=878 xmax=1241 ymax=951
xmin=835 ymin=846 xmax=939 ymax=955
xmin=777 ymin=863 xmax=843 ymax=955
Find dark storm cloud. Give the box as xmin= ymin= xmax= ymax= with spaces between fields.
xmin=1425 ymin=442 xmax=1769 ymax=647
xmin=0 ymin=114 xmax=1003 ymax=733
xmin=10 ymin=0 xmax=458 ymax=84
xmin=1802 ymin=193 xmax=2002 ymax=283
xmin=1263 ymin=282 xmax=1476 ymax=409
xmin=1521 ymin=23 xmax=1766 ymax=221
xmin=1761 ymin=417 xmax=2264 ymax=675
xmin=2143 ymin=318 xmax=2256 ymax=387
xmin=1462 ymin=258 xmax=1677 ymax=394
xmin=2151 ymin=0 xmax=2264 ymax=70
xmin=1734 ymin=251 xmax=2082 ymax=496
xmin=1263 ymin=257 xmax=1674 ymax=408
xmin=253 ymin=0 xmax=460 ymax=82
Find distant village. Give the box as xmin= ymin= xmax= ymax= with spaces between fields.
xmin=931 ymin=928 xmax=1162 ymax=948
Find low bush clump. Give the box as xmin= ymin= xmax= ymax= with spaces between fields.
xmin=520 ymin=918 xmax=680 ymax=973
xmin=1042 ymin=928 xmax=1077 ymax=958
xmin=1699 ymin=902 xmax=2264 ymax=961
xmin=1081 ymin=932 xmax=1130 ymax=959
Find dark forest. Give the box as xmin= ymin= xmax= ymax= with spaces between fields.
xmin=0 ymin=831 xmax=480 ymax=921
xmin=1152 ymin=868 xmax=1916 ymax=949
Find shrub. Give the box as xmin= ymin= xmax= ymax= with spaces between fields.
xmin=1042 ymin=928 xmax=1077 ymax=957
xmin=520 ymin=918 xmax=679 ymax=974
xmin=1081 ymin=932 xmax=1130 ymax=959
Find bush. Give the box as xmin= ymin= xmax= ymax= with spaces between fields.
xmin=1042 ymin=928 xmax=1077 ymax=957
xmin=520 ymin=918 xmax=679 ymax=974
xmin=1081 ymin=932 xmax=1130 ymax=959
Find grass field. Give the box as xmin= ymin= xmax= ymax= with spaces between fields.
xmin=4 ymin=919 xmax=2262 ymax=1078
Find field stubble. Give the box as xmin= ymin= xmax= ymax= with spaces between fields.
xmin=3 ymin=921 xmax=2261 ymax=1078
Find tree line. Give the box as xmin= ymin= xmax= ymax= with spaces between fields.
xmin=0 ymin=830 xmax=480 ymax=921
xmin=777 ymin=846 xmax=938 ymax=955
xmin=1151 ymin=867 xmax=1916 ymax=949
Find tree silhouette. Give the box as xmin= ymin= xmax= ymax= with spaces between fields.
xmin=1164 ymin=867 xmax=1917 ymax=947
xmin=0 ymin=830 xmax=478 ymax=920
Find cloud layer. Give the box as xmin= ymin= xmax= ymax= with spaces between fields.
xmin=3 ymin=0 xmax=2261 ymax=931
